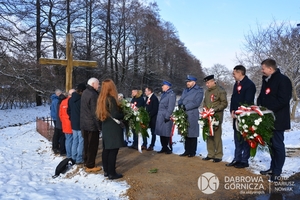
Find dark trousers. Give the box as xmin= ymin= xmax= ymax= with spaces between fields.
xmin=58 ymin=129 xmax=66 ymax=154
xmin=149 ymin=126 xmax=156 ymax=147
xmin=102 ymin=147 xmax=119 ymax=176
xmin=270 ymin=130 xmax=285 ymax=175
xmin=234 ymin=130 xmax=250 ymax=163
xmin=160 ymin=136 xmax=171 ymax=151
xmin=52 ymin=121 xmax=59 ymax=150
xmin=184 ymin=137 xmax=197 ymax=155
xmin=132 ymin=130 xmax=138 ymax=147
xmin=82 ymin=130 xmax=99 ymax=168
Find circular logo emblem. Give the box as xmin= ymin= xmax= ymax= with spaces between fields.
xmin=198 ymin=172 xmax=219 ymax=194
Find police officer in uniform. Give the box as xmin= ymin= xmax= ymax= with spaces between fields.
xmin=178 ymin=75 xmax=204 ymax=157
xmin=155 ymin=81 xmax=176 ymax=154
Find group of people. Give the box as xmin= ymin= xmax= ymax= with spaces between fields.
xmin=49 ymin=58 xmax=292 ymax=182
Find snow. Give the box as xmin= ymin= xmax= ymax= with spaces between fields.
xmin=0 ymin=105 xmax=299 ymax=199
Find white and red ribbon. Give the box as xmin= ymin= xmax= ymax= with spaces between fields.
xmin=235 ymin=105 xmax=263 ymax=116
xmin=200 ymin=107 xmax=215 ymax=136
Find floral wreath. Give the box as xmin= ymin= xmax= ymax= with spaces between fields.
xmin=171 ymin=107 xmax=189 ymax=139
xmin=199 ymin=107 xmax=220 ymax=141
xmin=120 ymin=99 xmax=150 ymax=138
xmin=235 ymin=105 xmax=275 ymax=157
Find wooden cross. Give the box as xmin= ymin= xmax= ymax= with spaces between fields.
xmin=39 ymin=33 xmax=97 ymax=91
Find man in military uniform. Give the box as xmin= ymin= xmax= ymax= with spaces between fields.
xmin=202 ymin=75 xmax=228 ymax=162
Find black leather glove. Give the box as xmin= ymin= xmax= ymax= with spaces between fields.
xmin=164 ymin=118 xmax=170 ymax=123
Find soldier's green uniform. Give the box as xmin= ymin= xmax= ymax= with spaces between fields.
xmin=203 ymin=83 xmax=228 ymax=160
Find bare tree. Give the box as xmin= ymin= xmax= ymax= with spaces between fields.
xmin=238 ymin=21 xmax=300 ymax=119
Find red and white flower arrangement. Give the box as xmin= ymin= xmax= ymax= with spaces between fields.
xmin=235 ymin=105 xmax=275 ymax=157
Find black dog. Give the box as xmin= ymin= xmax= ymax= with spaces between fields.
xmin=52 ymin=158 xmax=75 ymax=178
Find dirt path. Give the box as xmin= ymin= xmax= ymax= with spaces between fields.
xmin=94 ymin=144 xmax=300 ymax=200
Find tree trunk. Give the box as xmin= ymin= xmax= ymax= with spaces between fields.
xmin=36 ymin=0 xmax=42 ymax=106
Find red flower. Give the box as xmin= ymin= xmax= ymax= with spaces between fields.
xmin=254 ymin=134 xmax=265 ymax=146
xmin=237 ymin=85 xmax=242 ymax=94
xmin=210 ymin=94 xmax=214 ymax=102
xmin=247 ymin=140 xmax=258 ymax=149
xmin=265 ymin=88 xmax=271 ymax=95
xmin=146 ymin=99 xmax=151 ymax=105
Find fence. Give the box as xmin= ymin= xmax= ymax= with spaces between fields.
xmin=36 ymin=117 xmax=54 ymax=141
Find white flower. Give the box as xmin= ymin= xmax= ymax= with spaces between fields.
xmin=258 ymin=118 xmax=262 ymax=122
xmin=242 ymin=124 xmax=248 ymax=129
xmin=249 ymin=136 xmax=254 ymax=139
xmin=246 ymin=112 xmax=250 ymax=116
xmin=212 ymin=118 xmax=219 ymax=126
xmin=198 ymin=120 xmax=204 ymax=126
xmin=126 ymin=103 xmax=130 ymax=107
xmin=242 ymin=119 xmax=245 ymax=123
xmin=254 ymin=120 xmax=260 ymax=126
xmin=136 ymin=117 xmax=140 ymax=121
xmin=244 ymin=129 xmax=249 ymax=132
xmin=251 ymin=125 xmax=257 ymax=130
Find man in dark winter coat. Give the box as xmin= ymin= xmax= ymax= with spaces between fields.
xmin=144 ymin=87 xmax=159 ymax=151
xmin=155 ymin=81 xmax=176 ymax=154
xmin=257 ymin=58 xmax=292 ymax=182
xmin=226 ymin=65 xmax=256 ymax=168
xmin=68 ymin=82 xmax=86 ymax=164
xmin=80 ymin=77 xmax=102 ymax=172
xmin=178 ymin=75 xmax=203 ymax=157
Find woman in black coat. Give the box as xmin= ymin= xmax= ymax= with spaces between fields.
xmin=96 ymin=79 xmax=124 ymax=180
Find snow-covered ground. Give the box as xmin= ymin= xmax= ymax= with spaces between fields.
xmin=0 ymin=104 xmax=299 ymax=199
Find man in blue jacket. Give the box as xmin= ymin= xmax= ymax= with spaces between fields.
xmin=257 ymin=58 xmax=292 ymax=182
xmin=50 ymin=89 xmax=62 ymax=154
xmin=227 ymin=65 xmax=256 ymax=168
xmin=178 ymin=75 xmax=204 ymax=157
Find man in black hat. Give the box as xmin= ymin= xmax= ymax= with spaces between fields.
xmin=178 ymin=75 xmax=203 ymax=157
xmin=202 ymin=75 xmax=228 ymax=163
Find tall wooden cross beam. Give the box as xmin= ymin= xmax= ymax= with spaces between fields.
xmin=39 ymin=33 xmax=97 ymax=92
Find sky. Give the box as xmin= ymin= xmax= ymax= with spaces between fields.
xmin=0 ymin=105 xmax=299 ymax=199
xmin=153 ymin=0 xmax=300 ymax=69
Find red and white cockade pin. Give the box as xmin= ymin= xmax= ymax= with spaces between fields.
xmin=265 ymin=88 xmax=271 ymax=95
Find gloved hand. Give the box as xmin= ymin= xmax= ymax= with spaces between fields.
xmin=179 ymin=104 xmax=186 ymax=111
xmin=164 ymin=118 xmax=170 ymax=123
